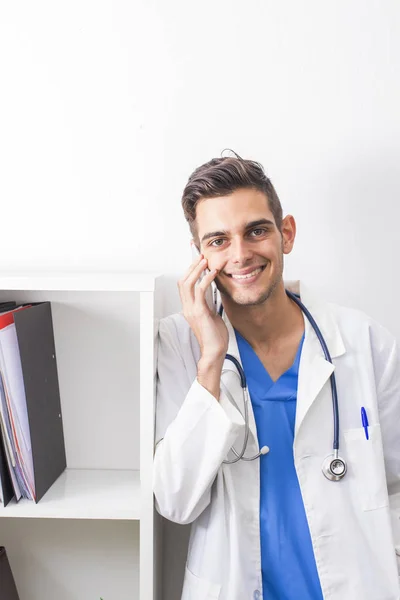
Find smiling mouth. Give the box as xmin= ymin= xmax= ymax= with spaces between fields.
xmin=228 ymin=265 xmax=266 ymax=280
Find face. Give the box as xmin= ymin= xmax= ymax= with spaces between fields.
xmin=195 ymin=188 xmax=296 ymax=307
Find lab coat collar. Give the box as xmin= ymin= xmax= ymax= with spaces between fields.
xmin=221 ymin=279 xmax=346 ymax=364
xmin=286 ymin=281 xmax=346 ymax=437
xmin=220 ymin=280 xmax=346 ymax=443
xmin=285 ymin=280 xmax=346 ymax=360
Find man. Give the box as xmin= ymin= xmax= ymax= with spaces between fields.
xmin=153 ymin=154 xmax=400 ymax=599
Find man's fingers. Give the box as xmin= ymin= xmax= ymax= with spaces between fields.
xmin=197 ymin=268 xmax=218 ymax=289
xmin=178 ymin=257 xmax=209 ymax=305
xmin=180 ymin=258 xmax=208 ymax=290
xmin=181 ymin=252 xmax=205 ymax=282
xmin=194 ymin=269 xmax=218 ymax=307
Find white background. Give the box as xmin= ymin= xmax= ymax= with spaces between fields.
xmin=1 ymin=2 xmax=399 ymax=598
xmin=1 ymin=0 xmax=400 ymax=335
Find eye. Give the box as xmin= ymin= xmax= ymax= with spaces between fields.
xmin=250 ymin=228 xmax=267 ymax=237
xmin=210 ymin=238 xmax=225 ymax=247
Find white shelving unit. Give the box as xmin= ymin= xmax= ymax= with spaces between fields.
xmin=0 ymin=272 xmax=164 ymax=600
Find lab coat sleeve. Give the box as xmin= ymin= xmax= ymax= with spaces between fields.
xmin=153 ymin=316 xmax=245 ymax=525
xmin=373 ymin=324 xmax=400 ymax=573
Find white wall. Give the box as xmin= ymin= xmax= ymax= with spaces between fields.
xmin=1 ymin=3 xmax=399 ymax=598
xmin=1 ymin=0 xmax=400 ymax=334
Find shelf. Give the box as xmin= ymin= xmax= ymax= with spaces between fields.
xmin=0 ymin=469 xmax=140 ymax=520
xmin=0 ymin=271 xmax=160 ymax=292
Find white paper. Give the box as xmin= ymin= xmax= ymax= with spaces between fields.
xmin=0 ymin=374 xmax=22 ymax=500
xmin=0 ymin=324 xmax=35 ymax=498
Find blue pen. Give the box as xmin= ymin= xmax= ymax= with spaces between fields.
xmin=361 ymin=407 xmax=369 ymax=440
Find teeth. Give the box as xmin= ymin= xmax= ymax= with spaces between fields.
xmin=231 ymin=267 xmax=262 ymax=280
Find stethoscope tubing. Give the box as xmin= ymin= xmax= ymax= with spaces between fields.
xmin=285 ymin=290 xmax=339 ymax=451
xmin=219 ymin=289 xmax=341 ymax=462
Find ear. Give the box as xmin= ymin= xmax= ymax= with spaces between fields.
xmin=281 ymin=215 xmax=296 ymax=255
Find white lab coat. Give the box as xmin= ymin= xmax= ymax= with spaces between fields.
xmin=153 ymin=281 xmax=400 ymax=600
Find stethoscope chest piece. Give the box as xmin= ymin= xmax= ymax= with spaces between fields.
xmin=322 ymin=454 xmax=347 ymax=481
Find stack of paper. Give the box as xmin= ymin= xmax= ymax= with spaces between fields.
xmin=0 ymin=305 xmax=35 ymax=502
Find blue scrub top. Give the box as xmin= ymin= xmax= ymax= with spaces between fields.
xmin=235 ymin=331 xmax=323 ymax=600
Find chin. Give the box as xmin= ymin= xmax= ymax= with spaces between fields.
xmin=228 ymin=288 xmax=267 ymax=307
xmin=233 ymin=294 xmax=267 ymax=307
xmin=229 ymin=277 xmax=281 ymax=306
xmin=218 ymin=269 xmax=281 ymax=307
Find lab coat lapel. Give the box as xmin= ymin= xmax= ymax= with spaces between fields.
xmin=221 ymin=313 xmax=259 ymax=446
xmin=295 ymin=326 xmax=335 ymax=437
xmin=287 ymin=281 xmax=346 ymax=438
xmin=219 ymin=281 xmax=346 ymax=444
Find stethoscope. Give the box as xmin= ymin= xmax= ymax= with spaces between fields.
xmin=219 ymin=289 xmax=347 ymax=481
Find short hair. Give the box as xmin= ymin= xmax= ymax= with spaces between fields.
xmin=181 ymin=152 xmax=283 ymax=242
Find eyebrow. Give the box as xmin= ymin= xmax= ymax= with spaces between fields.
xmin=201 ymin=219 xmax=275 ymax=244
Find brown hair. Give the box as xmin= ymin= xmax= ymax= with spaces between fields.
xmin=181 ymin=153 xmax=283 ymax=243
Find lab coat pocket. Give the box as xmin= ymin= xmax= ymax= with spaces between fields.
xmin=344 ymin=424 xmax=389 ymax=511
xmin=181 ymin=564 xmax=221 ymax=600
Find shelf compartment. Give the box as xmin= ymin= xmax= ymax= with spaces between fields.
xmin=0 ymin=468 xmax=140 ymax=520
xmin=0 ymin=271 xmax=159 ymax=292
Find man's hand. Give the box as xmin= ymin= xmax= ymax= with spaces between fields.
xmin=178 ymin=253 xmax=228 ymax=399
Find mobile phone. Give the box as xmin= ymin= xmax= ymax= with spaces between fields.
xmin=191 ymin=244 xmax=218 ymax=313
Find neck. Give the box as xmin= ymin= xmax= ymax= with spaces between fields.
xmin=222 ymin=281 xmax=304 ymax=349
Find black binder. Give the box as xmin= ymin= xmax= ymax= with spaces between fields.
xmin=0 ymin=547 xmax=20 ymax=600
xmin=0 ymin=430 xmax=14 ymax=506
xmin=0 ymin=302 xmax=17 ymax=313
xmin=14 ymin=302 xmax=67 ymax=502
xmin=0 ymin=302 xmax=66 ymax=503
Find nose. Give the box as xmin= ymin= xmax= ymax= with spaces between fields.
xmin=230 ymin=237 xmax=254 ymax=264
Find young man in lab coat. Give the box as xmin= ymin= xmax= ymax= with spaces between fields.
xmin=153 ymin=155 xmax=400 ymax=600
